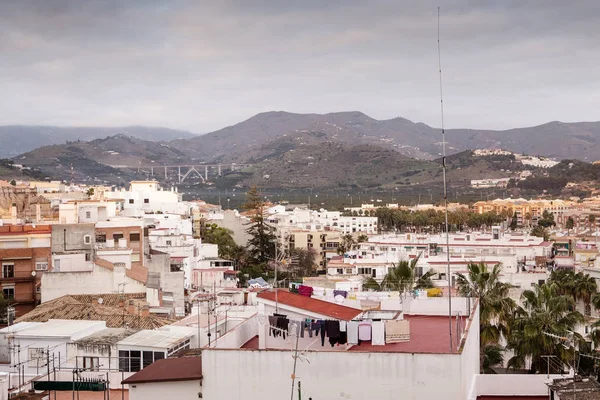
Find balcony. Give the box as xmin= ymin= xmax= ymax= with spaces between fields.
xmin=0 ymin=272 xmax=35 ymax=283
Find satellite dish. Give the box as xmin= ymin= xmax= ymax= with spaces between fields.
xmin=98 ymin=298 xmax=104 ymax=305
xmin=31 ymin=271 xmax=36 ymax=277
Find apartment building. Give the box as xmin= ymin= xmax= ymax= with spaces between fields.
xmin=104 ymin=181 xmax=187 ymax=217
xmin=327 ymin=229 xmax=552 ymax=283
xmin=0 ymin=224 xmax=52 ymax=319
xmin=472 ymin=198 xmax=576 ymax=226
xmin=96 ymin=218 xmax=145 ymax=267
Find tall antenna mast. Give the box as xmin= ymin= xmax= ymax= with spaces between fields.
xmin=438 ymin=6 xmax=453 ymax=353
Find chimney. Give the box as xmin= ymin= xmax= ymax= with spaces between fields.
xmin=11 ymin=204 xmax=17 ymax=225
xmin=127 ymin=299 xmax=136 ymax=315
xmin=141 ymin=306 xmax=150 ymax=318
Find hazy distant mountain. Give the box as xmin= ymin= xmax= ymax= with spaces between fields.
xmin=0 ymin=125 xmax=197 ymax=157
xmin=174 ymin=111 xmax=600 ymax=162
xmin=13 ymin=134 xmax=189 ymax=184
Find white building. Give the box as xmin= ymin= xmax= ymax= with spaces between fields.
xmin=148 ymin=226 xmax=218 ymax=288
xmin=122 ymin=357 xmax=202 ymax=400
xmin=267 ymin=207 xmax=378 ymax=235
xmin=58 ymin=200 xmax=120 ymax=224
xmin=2 ymin=319 xmax=107 ymax=379
xmin=327 ymin=230 xmax=552 ymax=283
xmin=41 ymin=258 xmax=148 ymax=303
xmin=200 ymin=289 xmax=480 ymax=400
xmin=471 ymin=178 xmax=511 ymax=188
xmin=104 ymin=181 xmax=187 ymax=217
xmin=116 ymin=330 xmax=192 ymax=373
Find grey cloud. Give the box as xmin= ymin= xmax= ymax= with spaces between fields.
xmin=0 ymin=0 xmax=599 ymax=132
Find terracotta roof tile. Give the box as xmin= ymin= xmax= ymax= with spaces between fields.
xmin=94 ymin=258 xmax=114 ymax=270
xmin=126 ymin=264 xmax=148 ymax=284
xmin=122 ymin=357 xmax=202 ymax=384
xmin=15 ymin=293 xmax=172 ymax=329
xmin=257 ymin=290 xmax=362 ymax=320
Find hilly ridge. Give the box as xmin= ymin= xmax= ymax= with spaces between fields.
xmin=8 ymin=110 xmax=600 ymax=188
xmin=171 ymin=111 xmax=600 ymax=163
xmin=0 ymin=126 xmax=197 ymax=158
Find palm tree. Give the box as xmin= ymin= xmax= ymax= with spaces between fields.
xmin=380 ymin=255 xmax=424 ymax=300
xmin=455 ymin=262 xmax=517 ymax=373
xmin=363 ymin=277 xmax=382 ymax=291
xmin=337 ymin=234 xmax=356 ymax=255
xmin=507 ymin=284 xmax=583 ymax=373
xmin=481 ymin=344 xmax=505 ymax=374
xmin=548 ymin=270 xmax=597 ymax=309
xmin=524 ymin=212 xmax=532 ymax=227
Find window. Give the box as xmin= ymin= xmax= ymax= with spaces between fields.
xmin=82 ymin=356 xmax=99 ymax=371
xmin=144 ymin=199 xmax=149 ymax=204
xmin=167 ymin=339 xmax=191 ymax=356
xmin=35 ymin=262 xmax=48 ymax=271
xmin=113 ymin=233 xmax=124 ymax=241
xmin=358 ymin=267 xmax=372 ymax=275
xmin=85 ymin=211 xmax=91 ymax=219
xmin=336 ymin=268 xmax=343 ymax=274
xmin=85 ymin=253 xmax=91 ymax=262
xmin=129 ymin=351 xmax=141 ymax=372
xmin=128 ymin=199 xmax=134 ymax=204
xmin=84 ymin=235 xmax=91 ymax=244
xmin=96 ymin=233 xmax=106 ymax=243
xmin=54 ymin=259 xmax=61 ymax=270
xmin=345 ymin=268 xmax=353 ymax=274
xmin=3 ymin=288 xmax=14 ymax=300
xmin=166 ymin=240 xmax=172 ymax=246
xmin=28 ymin=348 xmax=45 ymax=368
xmin=2 ymin=264 xmax=14 ymax=278
xmin=36 ymin=286 xmax=41 ymax=294
xmin=129 ymin=233 xmax=140 ymax=242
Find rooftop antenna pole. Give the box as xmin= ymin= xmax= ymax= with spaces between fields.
xmin=438 ymin=6 xmax=453 ymax=353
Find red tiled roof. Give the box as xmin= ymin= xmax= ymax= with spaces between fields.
xmin=122 ymin=357 xmax=202 ymax=384
xmin=95 ymin=258 xmax=114 ymax=270
xmin=257 ymin=290 xmax=362 ymax=321
xmin=126 ymin=264 xmax=148 ymax=284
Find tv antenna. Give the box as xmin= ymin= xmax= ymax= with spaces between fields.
xmin=438 ymin=6 xmax=453 ymax=353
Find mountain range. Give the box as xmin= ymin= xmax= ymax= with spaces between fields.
xmin=0 ymin=126 xmax=196 ymax=158
xmin=5 ymin=111 xmax=600 ymax=188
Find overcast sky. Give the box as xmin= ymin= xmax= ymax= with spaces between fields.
xmin=1 ymin=0 xmax=600 ymax=133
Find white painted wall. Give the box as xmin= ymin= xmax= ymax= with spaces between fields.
xmin=202 ymin=348 xmax=471 ymax=400
xmin=468 ymin=374 xmax=559 ymax=399
xmin=41 ymin=265 xmax=145 ymax=302
xmin=52 ymin=253 xmax=93 ymax=272
xmin=128 ymin=380 xmax=201 ymax=400
xmin=211 ymin=314 xmax=257 ymax=349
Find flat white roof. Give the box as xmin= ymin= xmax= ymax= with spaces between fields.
xmin=96 ymin=219 xmax=143 ymax=228
xmin=14 ymin=320 xmax=105 ymax=338
xmin=117 ymin=330 xmax=192 ymax=349
xmin=0 ymin=322 xmax=44 ymax=334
